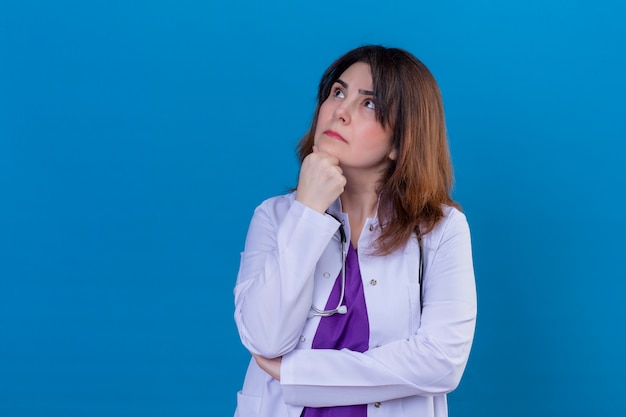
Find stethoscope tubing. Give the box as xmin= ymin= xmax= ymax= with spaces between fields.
xmin=311 ymin=214 xmax=347 ymax=316
xmin=310 ymin=213 xmax=424 ymax=317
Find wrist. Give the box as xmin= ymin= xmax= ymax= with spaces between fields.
xmin=295 ymin=194 xmax=327 ymax=214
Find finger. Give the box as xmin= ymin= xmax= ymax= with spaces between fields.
xmin=323 ymin=154 xmax=340 ymax=166
xmin=309 ymin=150 xmax=337 ymax=166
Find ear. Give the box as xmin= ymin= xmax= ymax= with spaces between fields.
xmin=388 ymin=147 xmax=398 ymax=161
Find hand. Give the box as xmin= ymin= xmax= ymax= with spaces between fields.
xmin=296 ymin=146 xmax=346 ymax=213
xmin=251 ymin=353 xmax=282 ymax=381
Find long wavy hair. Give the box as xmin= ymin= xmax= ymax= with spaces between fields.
xmin=296 ymin=45 xmax=460 ymax=255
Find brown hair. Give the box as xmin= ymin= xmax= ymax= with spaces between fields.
xmin=296 ymin=45 xmax=460 ymax=255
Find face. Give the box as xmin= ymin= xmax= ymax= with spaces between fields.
xmin=314 ymin=62 xmax=396 ymax=172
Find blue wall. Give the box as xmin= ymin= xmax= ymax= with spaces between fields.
xmin=1 ymin=0 xmax=625 ymax=415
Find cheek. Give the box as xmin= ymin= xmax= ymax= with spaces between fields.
xmin=314 ymin=103 xmax=332 ymax=138
xmin=317 ymin=101 xmax=333 ymax=122
xmin=361 ymin=123 xmax=392 ymax=148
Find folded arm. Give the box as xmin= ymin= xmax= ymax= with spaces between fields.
xmin=279 ymin=210 xmax=477 ymax=407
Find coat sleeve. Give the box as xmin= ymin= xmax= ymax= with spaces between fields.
xmin=234 ymin=197 xmax=340 ymax=358
xmin=280 ymin=209 xmax=477 ymax=407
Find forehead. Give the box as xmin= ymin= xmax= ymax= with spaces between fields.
xmin=337 ymin=62 xmax=373 ymax=87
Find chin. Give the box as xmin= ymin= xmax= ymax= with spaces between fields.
xmin=318 ymin=145 xmax=340 ymax=159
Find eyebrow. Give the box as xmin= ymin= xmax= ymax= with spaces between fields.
xmin=335 ymin=79 xmax=375 ymax=96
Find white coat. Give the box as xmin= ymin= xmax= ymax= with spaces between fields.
xmin=234 ymin=192 xmax=476 ymax=417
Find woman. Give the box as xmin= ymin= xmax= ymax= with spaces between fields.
xmin=234 ymin=45 xmax=476 ymax=417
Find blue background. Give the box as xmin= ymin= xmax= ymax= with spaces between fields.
xmin=1 ymin=0 xmax=625 ymax=416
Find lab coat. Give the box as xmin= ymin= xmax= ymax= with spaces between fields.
xmin=234 ymin=192 xmax=476 ymax=417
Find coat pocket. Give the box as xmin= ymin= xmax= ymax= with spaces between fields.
xmin=235 ymin=390 xmax=262 ymax=417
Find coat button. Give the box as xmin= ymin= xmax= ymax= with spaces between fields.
xmin=370 ymin=279 xmax=377 ymax=286
xmin=374 ymin=402 xmax=381 ymax=408
xmin=323 ymin=272 xmax=330 ymax=278
xmin=369 ymin=224 xmax=374 ymax=231
xmin=300 ymin=336 xmax=306 ymax=342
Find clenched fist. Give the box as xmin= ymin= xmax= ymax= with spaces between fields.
xmin=296 ymin=146 xmax=346 ymax=213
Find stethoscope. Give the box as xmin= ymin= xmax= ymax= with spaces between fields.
xmin=310 ymin=213 xmax=425 ymax=317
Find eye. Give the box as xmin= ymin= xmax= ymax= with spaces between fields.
xmin=332 ymin=87 xmax=345 ymax=98
xmin=364 ymin=98 xmax=376 ymax=110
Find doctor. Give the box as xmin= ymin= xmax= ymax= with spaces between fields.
xmin=234 ymin=45 xmax=477 ymax=417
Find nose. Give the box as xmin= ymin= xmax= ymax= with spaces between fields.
xmin=333 ymin=101 xmax=350 ymax=124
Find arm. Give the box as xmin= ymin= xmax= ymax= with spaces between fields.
xmin=252 ymin=353 xmax=281 ymax=380
xmin=234 ymin=149 xmax=346 ymax=358
xmin=234 ymin=198 xmax=340 ymax=358
xmin=280 ymin=210 xmax=477 ymax=407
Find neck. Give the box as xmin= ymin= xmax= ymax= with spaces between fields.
xmin=340 ymin=171 xmax=382 ymax=249
xmin=339 ymin=166 xmax=384 ymax=217
xmin=340 ymin=186 xmax=379 ymax=220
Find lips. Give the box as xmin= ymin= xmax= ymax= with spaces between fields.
xmin=324 ymin=130 xmax=347 ymax=143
